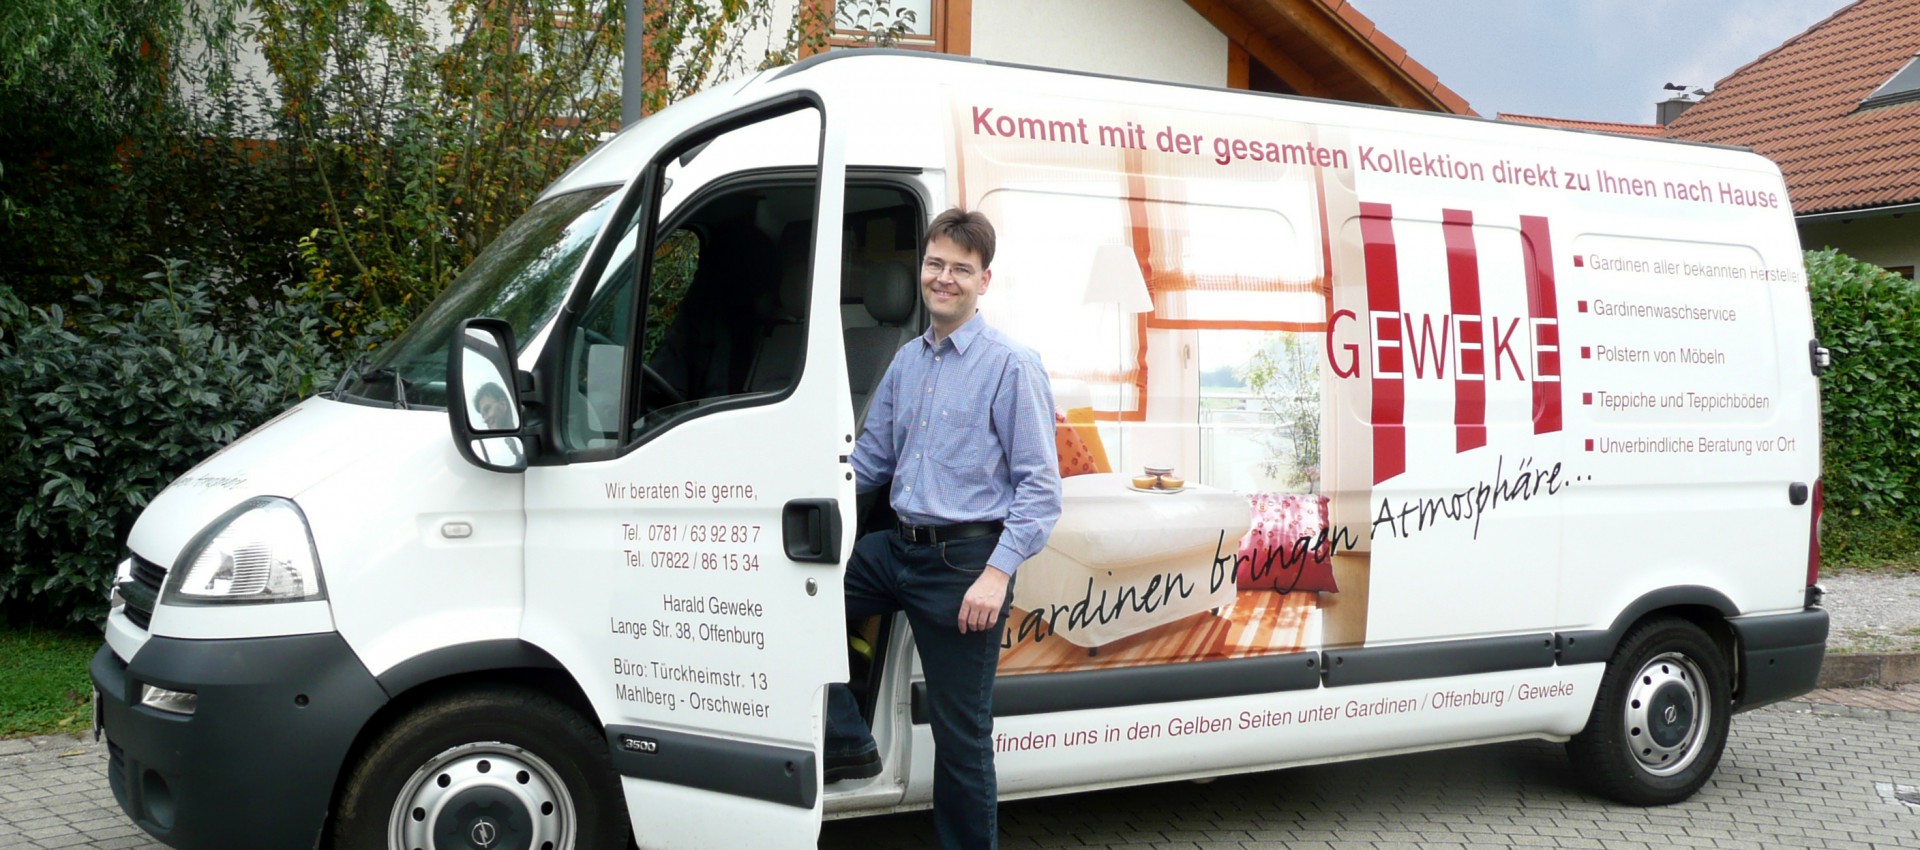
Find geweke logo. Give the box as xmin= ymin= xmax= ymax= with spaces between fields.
xmin=1342 ymin=204 xmax=1564 ymax=484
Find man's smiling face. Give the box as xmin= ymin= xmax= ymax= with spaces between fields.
xmin=921 ymin=233 xmax=992 ymax=335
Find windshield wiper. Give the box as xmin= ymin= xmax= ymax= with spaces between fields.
xmin=332 ymin=354 xmax=367 ymax=399
xmin=370 ymin=367 xmax=411 ymax=410
xmin=343 ymin=363 xmax=413 ymax=410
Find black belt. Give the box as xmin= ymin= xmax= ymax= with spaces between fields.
xmin=895 ymin=519 xmax=1003 ymax=545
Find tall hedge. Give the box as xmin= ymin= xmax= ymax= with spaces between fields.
xmin=1807 ymin=248 xmax=1920 ymax=566
xmin=0 ymin=268 xmax=341 ymax=626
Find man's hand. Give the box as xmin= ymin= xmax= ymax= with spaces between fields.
xmin=958 ymin=567 xmax=1011 ymax=634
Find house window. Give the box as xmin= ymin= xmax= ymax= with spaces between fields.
xmin=1861 ymin=54 xmax=1920 ymax=110
xmin=832 ymin=0 xmax=942 ymax=51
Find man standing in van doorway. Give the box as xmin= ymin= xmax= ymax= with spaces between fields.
xmin=825 ymin=207 xmax=1063 ymax=849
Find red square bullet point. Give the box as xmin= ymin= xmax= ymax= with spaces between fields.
xmin=1581 ymin=346 xmax=1592 ymax=359
xmin=1573 ymin=255 xmax=1585 ymax=267
xmin=1585 ymin=439 xmax=1595 ymax=451
xmin=1578 ymin=300 xmax=1589 ymax=313
xmin=1583 ymin=392 xmax=1593 ymax=405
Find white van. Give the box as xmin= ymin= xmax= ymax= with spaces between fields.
xmin=92 ymin=51 xmax=1829 ymax=850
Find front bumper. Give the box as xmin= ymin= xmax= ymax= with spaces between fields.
xmin=90 ymin=632 xmax=388 ymax=850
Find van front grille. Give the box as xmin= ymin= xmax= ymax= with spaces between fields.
xmin=123 ymin=556 xmax=166 ymax=631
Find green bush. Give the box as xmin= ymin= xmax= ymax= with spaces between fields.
xmin=0 ymin=2 xmax=914 ymax=626
xmin=1806 ymin=248 xmax=1920 ymax=568
xmin=0 ymin=265 xmax=342 ymax=626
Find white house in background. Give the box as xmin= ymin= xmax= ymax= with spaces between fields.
xmin=792 ymin=0 xmax=1473 ymax=112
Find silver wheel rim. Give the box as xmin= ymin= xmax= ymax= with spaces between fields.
xmin=1621 ymin=650 xmax=1709 ymax=776
xmin=386 ymin=742 xmax=576 ymax=850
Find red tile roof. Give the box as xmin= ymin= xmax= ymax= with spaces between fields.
xmin=1318 ymin=1 xmax=1476 ymax=115
xmin=1662 ymin=0 xmax=1920 ymax=215
xmin=1496 ymin=113 xmax=1665 ymax=137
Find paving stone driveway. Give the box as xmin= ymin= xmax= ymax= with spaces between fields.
xmin=4 ymin=694 xmax=1916 ymax=849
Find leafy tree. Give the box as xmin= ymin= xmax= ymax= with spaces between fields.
xmin=248 ymin=0 xmax=913 ymax=342
xmin=1237 ymin=332 xmax=1322 ymax=492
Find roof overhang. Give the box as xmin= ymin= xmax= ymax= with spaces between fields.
xmin=1796 ymin=200 xmax=1920 ymax=225
xmin=1184 ymin=0 xmax=1474 ymax=114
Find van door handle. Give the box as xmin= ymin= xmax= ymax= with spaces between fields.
xmin=782 ymin=499 xmax=842 ymax=564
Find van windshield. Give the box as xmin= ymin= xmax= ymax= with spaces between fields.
xmin=335 ymin=186 xmax=621 ymax=408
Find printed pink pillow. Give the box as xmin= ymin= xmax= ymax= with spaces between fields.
xmin=1234 ymin=493 xmax=1338 ymax=593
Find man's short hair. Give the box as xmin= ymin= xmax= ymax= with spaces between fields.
xmin=924 ymin=207 xmax=996 ymax=269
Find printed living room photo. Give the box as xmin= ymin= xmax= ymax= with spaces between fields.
xmin=956 ymin=98 xmax=1369 ymax=678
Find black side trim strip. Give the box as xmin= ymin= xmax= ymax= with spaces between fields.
xmin=374 ymin=640 xmax=564 ymax=699
xmin=1557 ymin=630 xmax=1610 ymax=666
xmin=1324 ymin=634 xmax=1555 ymax=688
xmin=1730 ymin=608 xmax=1829 ymax=711
xmin=912 ymin=653 xmax=1322 ymax=724
xmin=605 ymin=724 xmax=817 ymax=809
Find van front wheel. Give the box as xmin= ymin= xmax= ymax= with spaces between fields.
xmin=1566 ymin=617 xmax=1732 ymax=806
xmin=330 ymin=685 xmax=626 ymax=850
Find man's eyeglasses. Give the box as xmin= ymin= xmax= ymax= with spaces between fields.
xmin=922 ymin=258 xmax=978 ymax=283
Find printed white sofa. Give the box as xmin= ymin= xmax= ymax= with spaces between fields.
xmin=1013 ymin=472 xmax=1250 ymax=650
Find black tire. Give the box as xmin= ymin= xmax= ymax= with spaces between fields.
xmin=331 ymin=685 xmax=626 ymax=850
xmin=1566 ymin=617 xmax=1732 ymax=806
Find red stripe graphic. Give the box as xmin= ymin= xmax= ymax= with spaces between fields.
xmin=1359 ymin=202 xmax=1405 ymax=484
xmin=1442 ymin=209 xmax=1486 ymax=453
xmin=1520 ymin=215 xmax=1563 ymax=434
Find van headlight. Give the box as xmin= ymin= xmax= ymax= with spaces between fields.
xmin=161 ymin=497 xmax=326 ymax=604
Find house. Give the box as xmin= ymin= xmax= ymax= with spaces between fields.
xmin=1661 ymin=0 xmax=1920 ymax=277
xmin=800 ymin=0 xmax=1472 ymax=113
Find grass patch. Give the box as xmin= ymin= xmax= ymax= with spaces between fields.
xmin=0 ymin=627 xmax=100 ymax=738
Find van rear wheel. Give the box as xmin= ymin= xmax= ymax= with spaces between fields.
xmin=330 ymin=685 xmax=625 ymax=850
xmin=1566 ymin=617 xmax=1731 ymax=806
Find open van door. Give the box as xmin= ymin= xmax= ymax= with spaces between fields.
xmin=521 ymin=98 xmax=854 ymax=848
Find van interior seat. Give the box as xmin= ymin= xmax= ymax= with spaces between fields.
xmin=847 ymin=258 xmax=918 ymax=422
xmin=746 ymin=222 xmax=814 ymax=393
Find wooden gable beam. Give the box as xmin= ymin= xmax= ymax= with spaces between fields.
xmin=1184 ymin=0 xmax=1332 ymax=99
xmin=1267 ymin=0 xmax=1441 ymax=109
xmin=1184 ymin=0 xmax=1455 ymax=112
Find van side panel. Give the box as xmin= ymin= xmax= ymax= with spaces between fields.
xmin=815 ymin=59 xmax=1816 ymax=806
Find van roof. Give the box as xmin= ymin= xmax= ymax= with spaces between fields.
xmin=776 ymin=49 xmax=1755 ymax=155
xmin=543 ymin=50 xmax=1766 ymax=202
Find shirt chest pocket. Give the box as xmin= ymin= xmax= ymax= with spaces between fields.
xmin=928 ymin=408 xmax=1002 ymax=477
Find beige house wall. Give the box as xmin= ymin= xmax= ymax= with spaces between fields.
xmin=970 ymin=0 xmax=1227 ymax=88
xmin=1799 ymin=213 xmax=1920 ymax=275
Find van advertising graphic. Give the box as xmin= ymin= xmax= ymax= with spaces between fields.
xmin=950 ymin=90 xmax=1810 ymax=676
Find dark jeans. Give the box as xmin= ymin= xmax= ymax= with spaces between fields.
xmin=826 ymin=529 xmax=1012 ymax=850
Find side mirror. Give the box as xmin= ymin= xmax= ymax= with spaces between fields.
xmin=448 ymin=318 xmax=528 ymax=472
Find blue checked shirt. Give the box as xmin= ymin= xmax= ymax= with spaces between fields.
xmin=851 ymin=312 xmax=1063 ymax=576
